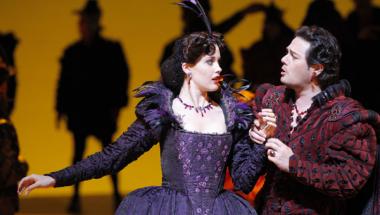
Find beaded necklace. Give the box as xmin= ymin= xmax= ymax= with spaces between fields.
xmin=177 ymin=97 xmax=213 ymax=117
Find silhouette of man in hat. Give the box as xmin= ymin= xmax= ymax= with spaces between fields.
xmin=56 ymin=0 xmax=129 ymax=212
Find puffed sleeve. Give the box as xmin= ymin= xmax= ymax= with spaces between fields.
xmin=288 ymin=110 xmax=379 ymax=199
xmin=222 ymin=88 xmax=267 ymax=194
xmin=230 ymin=134 xmax=266 ymax=194
xmin=48 ymin=119 xmax=157 ymax=187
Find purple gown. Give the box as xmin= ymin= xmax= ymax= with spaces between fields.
xmin=48 ymin=82 xmax=265 ymax=215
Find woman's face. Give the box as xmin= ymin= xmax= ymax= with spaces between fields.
xmin=186 ymin=45 xmax=222 ymax=92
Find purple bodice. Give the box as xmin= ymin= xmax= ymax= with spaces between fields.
xmin=161 ymin=128 xmax=232 ymax=214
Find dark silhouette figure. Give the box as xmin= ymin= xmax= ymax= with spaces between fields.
xmin=0 ymin=32 xmax=19 ymax=115
xmin=301 ymin=0 xmax=344 ymax=42
xmin=56 ymin=0 xmax=129 ymax=212
xmin=241 ymin=3 xmax=293 ymax=90
xmin=160 ymin=0 xmax=265 ymax=81
xmin=0 ymin=68 xmax=28 ymax=215
xmin=341 ymin=0 xmax=380 ymax=113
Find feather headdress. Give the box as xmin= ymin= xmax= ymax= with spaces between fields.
xmin=176 ymin=0 xmax=212 ymax=36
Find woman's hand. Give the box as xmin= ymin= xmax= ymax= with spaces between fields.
xmin=249 ymin=108 xmax=277 ymax=144
xmin=18 ymin=174 xmax=56 ymax=196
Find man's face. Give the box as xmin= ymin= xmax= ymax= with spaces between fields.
xmin=78 ymin=16 xmax=99 ymax=40
xmin=280 ymin=37 xmax=314 ymax=89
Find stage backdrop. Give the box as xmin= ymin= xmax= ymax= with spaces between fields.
xmin=0 ymin=0 xmax=378 ymax=197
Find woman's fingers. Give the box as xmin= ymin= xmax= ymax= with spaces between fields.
xmin=24 ymin=181 xmax=41 ymax=196
xmin=266 ymin=121 xmax=277 ymax=128
xmin=253 ymin=119 xmax=260 ymax=128
xmin=260 ymin=109 xmax=276 ymax=117
xmin=258 ymin=109 xmax=277 ymax=126
xmin=249 ymin=127 xmax=266 ymax=144
xmin=18 ymin=176 xmax=35 ymax=194
xmin=18 ymin=174 xmax=56 ymax=196
xmin=261 ymin=108 xmax=274 ymax=113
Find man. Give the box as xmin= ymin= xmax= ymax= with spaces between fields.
xmin=233 ymin=26 xmax=380 ymax=214
xmin=56 ymin=0 xmax=129 ymax=212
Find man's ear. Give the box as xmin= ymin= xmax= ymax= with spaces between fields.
xmin=311 ymin=64 xmax=324 ymax=77
xmin=182 ymin=62 xmax=192 ymax=76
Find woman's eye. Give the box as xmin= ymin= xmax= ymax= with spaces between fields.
xmin=206 ymin=60 xmax=213 ymax=65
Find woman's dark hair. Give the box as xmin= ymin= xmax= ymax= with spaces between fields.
xmin=160 ymin=31 xmax=224 ymax=95
xmin=295 ymin=26 xmax=341 ymax=89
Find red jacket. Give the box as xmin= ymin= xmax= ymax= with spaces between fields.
xmin=252 ymin=80 xmax=380 ymax=215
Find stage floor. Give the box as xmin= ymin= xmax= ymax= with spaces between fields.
xmin=17 ymin=195 xmax=116 ymax=215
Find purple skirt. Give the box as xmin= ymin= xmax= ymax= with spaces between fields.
xmin=115 ymin=186 xmax=257 ymax=215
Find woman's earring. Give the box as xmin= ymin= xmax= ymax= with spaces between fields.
xmin=187 ymin=73 xmax=192 ymax=84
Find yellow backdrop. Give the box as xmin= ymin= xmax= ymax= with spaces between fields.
xmin=0 ymin=0 xmax=378 ymax=197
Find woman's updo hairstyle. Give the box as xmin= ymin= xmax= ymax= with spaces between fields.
xmin=160 ymin=31 xmax=224 ymax=95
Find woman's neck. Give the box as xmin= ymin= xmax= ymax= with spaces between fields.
xmin=178 ymin=80 xmax=209 ymax=108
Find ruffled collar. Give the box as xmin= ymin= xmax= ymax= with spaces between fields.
xmin=284 ymin=79 xmax=351 ymax=107
xmin=312 ymin=79 xmax=351 ymax=107
xmin=134 ymin=81 xmax=252 ymax=133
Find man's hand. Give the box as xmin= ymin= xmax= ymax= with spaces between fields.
xmin=249 ymin=108 xmax=277 ymax=144
xmin=265 ymin=138 xmax=294 ymax=172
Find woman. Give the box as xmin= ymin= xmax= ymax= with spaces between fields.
xmin=18 ymin=30 xmax=265 ymax=214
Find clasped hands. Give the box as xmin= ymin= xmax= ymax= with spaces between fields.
xmin=248 ymin=109 xmax=294 ymax=172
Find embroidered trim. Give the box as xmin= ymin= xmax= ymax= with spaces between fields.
xmin=328 ymin=103 xmax=343 ymax=121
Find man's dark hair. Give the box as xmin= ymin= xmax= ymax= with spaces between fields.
xmin=295 ymin=26 xmax=341 ymax=89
